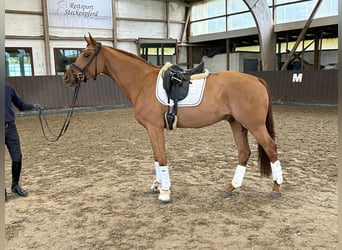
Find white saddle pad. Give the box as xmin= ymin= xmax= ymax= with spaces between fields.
xmin=155 ymin=68 xmax=207 ymax=107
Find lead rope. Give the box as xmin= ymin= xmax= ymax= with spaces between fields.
xmin=38 ymin=83 xmax=81 ymax=142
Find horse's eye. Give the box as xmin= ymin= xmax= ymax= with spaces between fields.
xmin=84 ymin=53 xmax=90 ymax=58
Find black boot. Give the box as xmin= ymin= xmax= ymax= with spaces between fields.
xmin=5 ymin=188 xmax=8 ymax=202
xmin=11 ymin=161 xmax=28 ymax=197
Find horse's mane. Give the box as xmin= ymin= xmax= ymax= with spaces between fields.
xmin=104 ymin=45 xmax=161 ymax=69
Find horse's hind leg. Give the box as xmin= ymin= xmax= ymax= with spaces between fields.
xmin=223 ymin=120 xmax=251 ymax=198
xmin=250 ymin=126 xmax=283 ymax=198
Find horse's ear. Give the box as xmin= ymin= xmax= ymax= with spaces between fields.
xmin=88 ymin=33 xmax=97 ymax=46
xmin=84 ymin=35 xmax=91 ymax=45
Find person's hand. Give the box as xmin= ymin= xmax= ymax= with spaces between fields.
xmin=33 ymin=103 xmax=42 ymax=111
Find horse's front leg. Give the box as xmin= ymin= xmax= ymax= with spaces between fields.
xmin=223 ymin=120 xmax=251 ymax=198
xmin=146 ymin=126 xmax=171 ymax=203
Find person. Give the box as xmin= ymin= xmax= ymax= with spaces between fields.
xmin=5 ymin=83 xmax=41 ymax=198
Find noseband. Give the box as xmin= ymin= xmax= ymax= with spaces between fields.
xmin=70 ymin=42 xmax=102 ymax=83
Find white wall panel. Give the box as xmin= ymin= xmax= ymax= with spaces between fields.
xmin=169 ymin=2 xmax=186 ymax=21
xmin=5 ymin=14 xmax=43 ymax=36
xmin=49 ymin=27 xmax=113 ymax=38
xmin=50 ymin=40 xmax=113 ymax=48
xmin=203 ymin=54 xmax=227 ymax=72
xmin=117 ymin=0 xmax=165 ymax=19
xmin=117 ymin=20 xmax=166 ymax=39
xmin=177 ymin=47 xmax=188 ymax=65
xmin=5 ymin=0 xmax=41 ymax=12
xmin=203 ymin=52 xmax=261 ymax=72
xmin=116 ymin=42 xmax=138 ymax=55
xmin=169 ymin=23 xmax=183 ymax=40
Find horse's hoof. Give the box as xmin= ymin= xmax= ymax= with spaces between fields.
xmin=222 ymin=190 xmax=233 ymax=198
xmin=158 ymin=199 xmax=170 ymax=204
xmin=158 ymin=190 xmax=171 ymax=204
xmin=271 ymin=191 xmax=281 ymax=199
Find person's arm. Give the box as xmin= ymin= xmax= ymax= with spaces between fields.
xmin=10 ymin=88 xmax=38 ymax=111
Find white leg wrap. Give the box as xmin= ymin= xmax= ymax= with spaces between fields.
xmin=150 ymin=162 xmax=161 ymax=192
xmin=232 ymin=165 xmax=246 ymax=188
xmin=159 ymin=166 xmax=171 ymax=190
xmin=271 ymin=160 xmax=283 ymax=184
xmin=154 ymin=161 xmax=161 ymax=183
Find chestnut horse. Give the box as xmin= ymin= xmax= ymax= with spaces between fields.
xmin=64 ymin=34 xmax=283 ymax=203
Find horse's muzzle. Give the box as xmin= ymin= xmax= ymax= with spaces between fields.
xmin=64 ymin=70 xmax=83 ymax=87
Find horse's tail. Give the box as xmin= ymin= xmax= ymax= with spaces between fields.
xmin=258 ymin=78 xmax=275 ymax=177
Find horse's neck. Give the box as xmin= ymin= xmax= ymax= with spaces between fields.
xmin=102 ymin=47 xmax=157 ymax=105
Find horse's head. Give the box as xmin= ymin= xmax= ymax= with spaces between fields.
xmin=64 ymin=33 xmax=104 ymax=87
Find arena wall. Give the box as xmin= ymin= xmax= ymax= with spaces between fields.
xmin=6 ymin=70 xmax=337 ymax=111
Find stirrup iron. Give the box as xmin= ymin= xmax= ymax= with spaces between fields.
xmin=165 ymin=112 xmax=177 ymax=130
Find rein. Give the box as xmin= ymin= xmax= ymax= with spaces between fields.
xmin=38 ymin=42 xmax=102 ymax=142
xmin=38 ymin=83 xmax=81 ymax=142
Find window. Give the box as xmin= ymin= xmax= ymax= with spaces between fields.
xmin=139 ymin=39 xmax=176 ymax=66
xmin=190 ymin=0 xmax=337 ymax=36
xmin=5 ymin=48 xmax=33 ymax=77
xmin=228 ymin=12 xmax=255 ymax=30
xmin=315 ymin=0 xmax=338 ymax=18
xmin=276 ymin=1 xmax=314 ymax=23
xmin=191 ymin=0 xmax=226 ymax=36
xmin=275 ymin=0 xmax=337 ymax=24
xmin=227 ymin=0 xmax=248 ymax=13
xmin=54 ymin=48 xmax=82 ymax=75
xmin=191 ymin=0 xmax=226 ymax=21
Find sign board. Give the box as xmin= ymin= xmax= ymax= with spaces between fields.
xmin=47 ymin=0 xmax=113 ymax=29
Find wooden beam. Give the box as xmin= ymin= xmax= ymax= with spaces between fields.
xmin=112 ymin=0 xmax=117 ymax=48
xmin=42 ymin=0 xmax=51 ymax=75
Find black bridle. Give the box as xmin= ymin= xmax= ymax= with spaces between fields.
xmin=38 ymin=42 xmax=102 ymax=142
xmin=70 ymin=42 xmax=102 ymax=83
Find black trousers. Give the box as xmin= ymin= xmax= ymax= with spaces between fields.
xmin=5 ymin=121 xmax=22 ymax=162
xmin=5 ymin=121 xmax=23 ymax=185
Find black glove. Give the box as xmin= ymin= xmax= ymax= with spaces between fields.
xmin=33 ymin=103 xmax=42 ymax=111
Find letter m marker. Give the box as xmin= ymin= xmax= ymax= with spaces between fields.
xmin=292 ymin=73 xmax=303 ymax=83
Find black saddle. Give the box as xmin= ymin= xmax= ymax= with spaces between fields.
xmin=162 ymin=61 xmax=205 ymax=130
xmin=163 ymin=61 xmax=205 ymax=102
xmin=168 ymin=61 xmax=205 ymax=75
